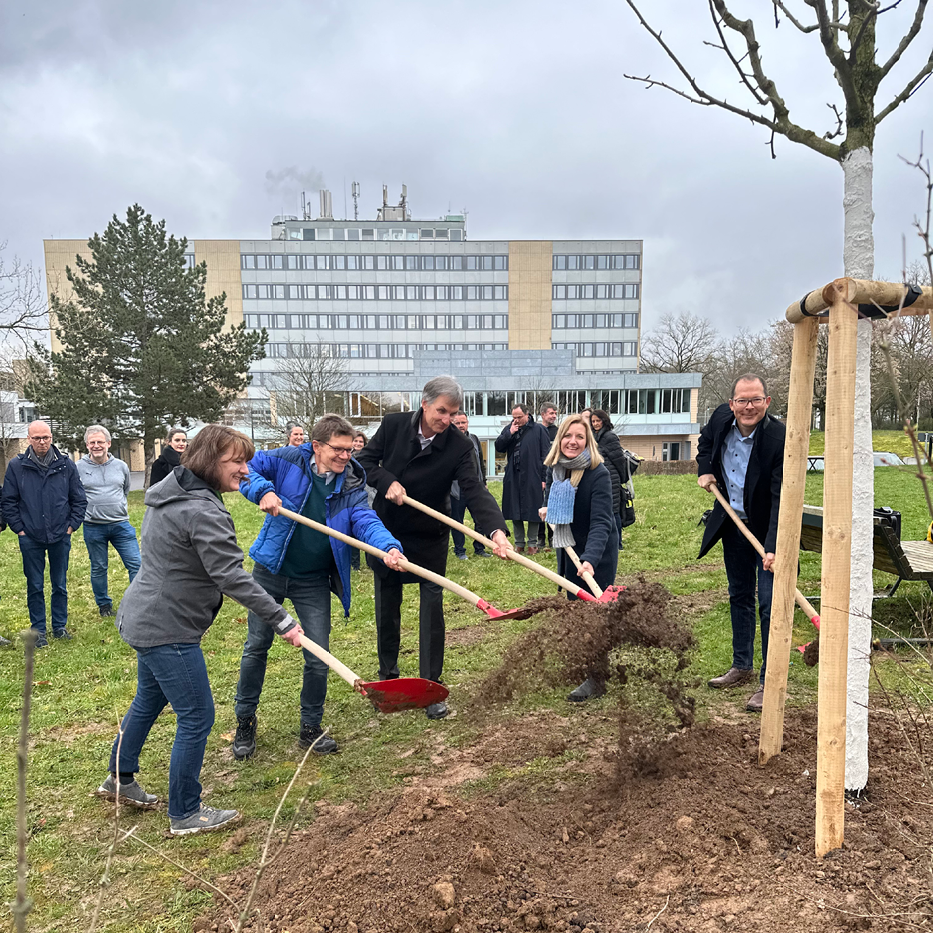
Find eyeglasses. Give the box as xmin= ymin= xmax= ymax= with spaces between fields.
xmin=29 ymin=436 xmax=52 ymax=442
xmin=732 ymin=397 xmax=767 ymax=407
xmin=321 ymin=442 xmax=354 ymax=457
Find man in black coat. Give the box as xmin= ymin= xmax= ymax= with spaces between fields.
xmin=495 ymin=403 xmax=551 ymax=554
xmin=697 ymin=374 xmax=785 ymax=713
xmin=449 ymin=410 xmax=491 ymax=560
xmin=357 ymin=376 xmax=511 ymax=719
xmin=536 ymin=402 xmax=559 ymax=551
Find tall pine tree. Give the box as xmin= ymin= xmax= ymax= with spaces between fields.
xmin=30 ymin=204 xmax=266 ymax=470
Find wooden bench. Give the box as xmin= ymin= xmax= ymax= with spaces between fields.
xmin=800 ymin=504 xmax=933 ymax=596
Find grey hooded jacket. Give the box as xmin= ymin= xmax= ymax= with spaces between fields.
xmin=116 ymin=467 xmax=295 ymax=649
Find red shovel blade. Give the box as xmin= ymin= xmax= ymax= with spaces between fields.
xmin=360 ymin=677 xmax=449 ymax=714
xmin=476 ymin=599 xmax=536 ymax=621
xmin=597 ymin=584 xmax=627 ymax=603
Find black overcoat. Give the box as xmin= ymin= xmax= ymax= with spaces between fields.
xmin=545 ymin=463 xmax=618 ymax=592
xmin=495 ymin=420 xmax=550 ymax=522
xmin=696 ymin=403 xmax=785 ymax=558
xmin=593 ymin=424 xmax=631 ymax=514
xmin=357 ymin=410 xmax=508 ymax=575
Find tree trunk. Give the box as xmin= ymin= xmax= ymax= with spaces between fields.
xmin=842 ymin=147 xmax=874 ymax=793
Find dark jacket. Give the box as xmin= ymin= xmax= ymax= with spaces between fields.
xmin=545 ymin=463 xmax=618 ymax=592
xmin=495 ymin=420 xmax=550 ymax=521
xmin=2 ymin=446 xmax=87 ymax=544
xmin=356 ymin=410 xmax=508 ymax=574
xmin=697 ymin=403 xmax=785 ymax=558
xmin=593 ymin=424 xmax=631 ymax=514
xmin=466 ymin=431 xmax=487 ymax=484
xmin=149 ymin=446 xmax=181 ymax=486
xmin=117 ymin=467 xmax=295 ymax=648
xmin=239 ymin=446 xmax=401 ymax=617
xmin=544 ymin=423 xmax=558 ymax=445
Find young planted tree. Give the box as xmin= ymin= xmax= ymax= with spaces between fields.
xmin=29 ymin=205 xmax=266 ymax=471
xmin=625 ymin=0 xmax=933 ymax=794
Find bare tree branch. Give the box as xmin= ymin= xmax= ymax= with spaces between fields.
xmin=708 ymin=0 xmax=768 ymax=104
xmin=623 ymin=0 xmax=842 ymax=159
xmin=772 ymin=0 xmax=821 ymax=32
xmin=801 ymin=0 xmax=863 ymax=116
xmin=879 ymin=0 xmax=928 ymax=78
xmin=0 ymin=245 xmax=50 ymax=353
xmin=876 ymin=51 xmax=933 ymax=122
xmin=825 ymin=102 xmax=846 ymax=139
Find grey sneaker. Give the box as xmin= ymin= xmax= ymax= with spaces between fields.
xmin=169 ymin=803 xmax=241 ymax=836
xmin=95 ymin=774 xmax=159 ymax=809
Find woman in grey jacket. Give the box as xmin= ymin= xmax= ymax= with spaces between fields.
xmin=95 ymin=425 xmax=304 ymax=836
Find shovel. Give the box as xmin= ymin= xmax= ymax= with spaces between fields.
xmin=296 ymin=631 xmax=448 ymax=714
xmin=550 ymin=525 xmax=625 ymax=602
xmin=706 ymin=483 xmax=821 ymax=633
xmin=400 ymin=495 xmax=614 ymax=603
xmin=276 ymin=507 xmax=534 ymax=621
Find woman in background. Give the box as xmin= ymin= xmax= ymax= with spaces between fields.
xmin=589 ymin=409 xmax=630 ymax=550
xmin=540 ymin=414 xmax=618 ymax=702
xmin=149 ymin=428 xmax=187 ymax=486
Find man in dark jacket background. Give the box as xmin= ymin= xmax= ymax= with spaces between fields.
xmin=449 ymin=410 xmax=490 ymax=561
xmin=536 ymin=402 xmax=559 ymax=551
xmin=357 ymin=375 xmax=511 ymax=719
xmin=496 ymin=403 xmax=550 ymax=554
xmin=697 ymin=374 xmax=785 ymax=713
xmin=2 ymin=421 xmax=87 ymax=646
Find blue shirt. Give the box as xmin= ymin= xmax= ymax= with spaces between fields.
xmin=721 ymin=420 xmax=756 ymax=520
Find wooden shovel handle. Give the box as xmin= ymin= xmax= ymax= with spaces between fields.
xmin=276 ymin=507 xmax=487 ymax=611
xmin=555 ymin=528 xmax=603 ymax=599
xmin=400 ymin=495 xmax=594 ymax=599
xmin=707 ymin=483 xmax=819 ymax=622
xmin=297 ymin=633 xmax=362 ymax=690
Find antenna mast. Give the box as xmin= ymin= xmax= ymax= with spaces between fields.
xmin=351 ymin=181 xmax=360 ymax=221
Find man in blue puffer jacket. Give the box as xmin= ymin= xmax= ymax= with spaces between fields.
xmin=232 ymin=414 xmax=403 ymax=758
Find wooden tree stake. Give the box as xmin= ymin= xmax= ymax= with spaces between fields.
xmin=760 ymin=316 xmax=818 ymax=765
xmin=815 ymin=284 xmax=858 ymax=858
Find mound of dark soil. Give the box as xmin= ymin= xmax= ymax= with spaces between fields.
xmin=203 ymin=708 xmax=933 ymax=933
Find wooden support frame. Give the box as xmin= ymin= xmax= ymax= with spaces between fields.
xmin=761 ymin=277 xmax=928 ymax=856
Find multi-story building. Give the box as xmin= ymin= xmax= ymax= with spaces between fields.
xmin=43 ymin=187 xmax=701 ymax=473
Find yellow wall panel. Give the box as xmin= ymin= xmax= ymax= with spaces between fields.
xmin=507 ymin=241 xmax=552 ymax=350
xmin=43 ymin=239 xmax=92 ymax=354
xmin=193 ymin=240 xmax=243 ymax=329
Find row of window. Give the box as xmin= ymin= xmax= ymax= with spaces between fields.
xmin=553 ymin=313 xmax=639 ymax=329
xmin=553 ymin=254 xmax=640 ymax=270
xmin=244 ymin=253 xmax=505 ymax=271
xmin=265 ymin=342 xmax=507 ymax=360
xmin=290 ymin=227 xmax=465 ymax=242
xmin=552 ymin=342 xmax=638 ymax=357
xmin=244 ymin=313 xmax=509 ymax=331
xmin=242 ymin=283 xmax=509 ymax=301
xmin=552 ymin=284 xmax=639 ymax=300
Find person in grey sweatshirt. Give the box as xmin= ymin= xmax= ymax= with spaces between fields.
xmin=94 ymin=424 xmax=304 ymax=836
xmin=76 ymin=425 xmax=142 ymax=618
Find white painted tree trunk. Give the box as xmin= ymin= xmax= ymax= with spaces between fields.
xmin=841 ymin=147 xmax=873 ymax=792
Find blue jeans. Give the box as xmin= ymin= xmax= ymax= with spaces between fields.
xmin=83 ymin=520 xmax=141 ymax=609
xmin=234 ymin=564 xmax=332 ymax=728
xmin=18 ymin=534 xmax=72 ymax=635
xmin=450 ymin=494 xmax=485 ymax=556
xmin=722 ymin=523 xmax=774 ymax=684
xmin=110 ymin=642 xmax=214 ymax=821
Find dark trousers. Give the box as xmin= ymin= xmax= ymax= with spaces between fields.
xmin=450 ymin=494 xmax=485 ymax=555
xmin=374 ymin=572 xmax=445 ymax=682
xmin=234 ymin=564 xmax=332 ymax=728
xmin=536 ymin=522 xmax=553 ymax=548
xmin=722 ymin=523 xmax=774 ymax=684
xmin=19 ymin=534 xmax=71 ymax=634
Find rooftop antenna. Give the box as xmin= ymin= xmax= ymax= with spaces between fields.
xmin=351 ymin=181 xmax=360 ymax=221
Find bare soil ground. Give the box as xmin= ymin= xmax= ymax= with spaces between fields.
xmin=200 ymin=583 xmax=933 ymax=933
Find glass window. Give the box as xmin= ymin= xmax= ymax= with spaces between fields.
xmin=450 ymin=257 xmax=463 ymax=270
xmin=494 ymin=256 xmax=507 ymax=270
xmin=584 ymin=255 xmax=595 ymax=270
xmin=597 ymin=255 xmax=608 ymax=270
xmin=406 ymin=256 xmax=418 ymax=270
xmin=363 ymin=255 xmax=374 ymax=269
xmin=568 ymin=255 xmax=580 ymax=270
xmin=423 ymin=285 xmax=435 ymax=300
xmin=450 ymin=230 xmax=462 ymax=242
xmin=423 ymin=256 xmax=434 ymax=270
xmin=482 ymin=256 xmax=493 ymax=270
xmin=451 ymin=286 xmax=463 ymax=300
xmin=377 ymin=256 xmax=388 ymax=270
xmin=362 ymin=229 xmax=375 ymax=240
xmin=435 ymin=285 xmax=448 ymax=299
xmin=467 ymin=256 xmax=478 ymax=270
xmin=553 ymin=285 xmax=566 ymax=299
xmin=486 ymin=392 xmax=507 ymax=416
xmin=406 ymin=285 xmax=417 ymax=300
xmin=483 ymin=285 xmax=493 ymax=300
xmin=467 ymin=286 xmax=479 ymax=300
xmin=435 ymin=256 xmax=447 ymax=271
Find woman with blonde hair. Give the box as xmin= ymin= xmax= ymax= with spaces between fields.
xmin=539 ymin=414 xmax=618 ymax=702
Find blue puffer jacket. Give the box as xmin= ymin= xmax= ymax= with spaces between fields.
xmin=239 ymin=445 xmax=402 ymax=617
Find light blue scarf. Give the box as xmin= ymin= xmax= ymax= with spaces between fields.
xmin=546 ymin=449 xmax=591 ymax=547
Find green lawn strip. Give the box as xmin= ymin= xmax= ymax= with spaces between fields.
xmin=0 ymin=469 xmax=929 ymax=930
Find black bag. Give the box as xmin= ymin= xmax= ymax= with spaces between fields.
xmin=621 ymin=494 xmax=636 ymax=529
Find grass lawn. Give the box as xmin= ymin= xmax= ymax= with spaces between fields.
xmin=0 ymin=454 xmax=930 ymax=930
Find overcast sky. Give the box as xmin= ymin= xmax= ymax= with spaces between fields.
xmin=2 ymin=0 xmax=931 ymax=338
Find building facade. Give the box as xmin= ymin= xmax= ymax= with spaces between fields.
xmin=43 ymin=190 xmax=701 ymax=472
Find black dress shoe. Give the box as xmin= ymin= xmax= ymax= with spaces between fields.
xmin=298 ymin=724 xmax=339 ymax=754
xmin=567 ymin=677 xmax=606 ymax=702
xmin=425 ymin=701 xmax=449 ymax=720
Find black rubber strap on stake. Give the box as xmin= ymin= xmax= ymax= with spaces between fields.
xmin=798 ymin=294 xmax=829 ymax=318
xmin=857 ymin=283 xmax=922 ymax=319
